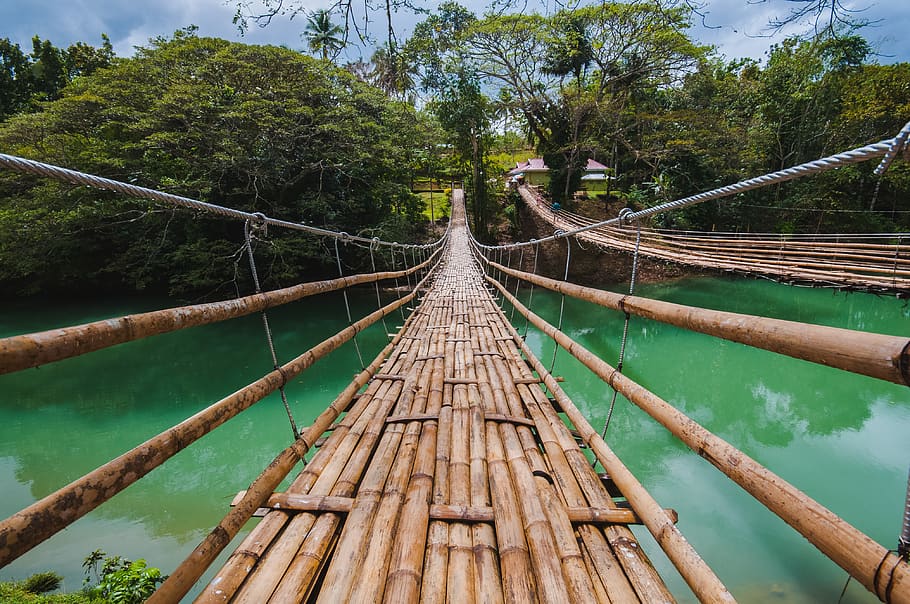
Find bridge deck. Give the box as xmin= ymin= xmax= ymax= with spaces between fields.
xmin=199 ymin=192 xmax=673 ymax=602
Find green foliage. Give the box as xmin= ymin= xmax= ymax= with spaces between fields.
xmin=0 ymin=581 xmax=99 ymax=603
xmin=430 ymin=70 xmax=495 ymax=238
xmin=22 ymin=572 xmax=63 ymax=595
xmin=0 ymin=34 xmax=113 ymax=121
xmin=82 ymin=549 xmax=165 ymax=604
xmin=0 ymin=30 xmax=432 ymax=298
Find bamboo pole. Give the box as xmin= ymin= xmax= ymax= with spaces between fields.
xmin=492 ymin=275 xmax=910 ymax=604
xmin=311 ymin=318 xmax=438 ymax=602
xmin=349 ymin=322 xmax=442 ymax=602
xmin=0 ymin=250 xmax=440 ymax=375
xmin=477 ymin=312 xmax=630 ymax=603
xmin=489 ymin=260 xmax=910 ymax=386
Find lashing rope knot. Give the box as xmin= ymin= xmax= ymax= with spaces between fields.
xmin=618 ymin=207 xmax=635 ymax=225
xmin=274 ymin=365 xmax=290 ymax=389
xmin=554 ymin=229 xmax=566 ymax=239
xmin=339 ymin=231 xmax=350 ymax=242
xmin=874 ymin=120 xmax=910 ymax=176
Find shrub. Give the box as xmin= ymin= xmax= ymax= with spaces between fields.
xmin=23 ymin=571 xmax=63 ymax=594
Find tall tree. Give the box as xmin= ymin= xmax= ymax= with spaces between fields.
xmin=371 ymin=43 xmax=414 ymax=100
xmin=431 ymin=70 xmax=493 ymax=237
xmin=0 ymin=38 xmax=34 ymax=120
xmin=461 ymin=2 xmax=703 ymax=203
xmin=303 ymin=9 xmax=345 ymax=61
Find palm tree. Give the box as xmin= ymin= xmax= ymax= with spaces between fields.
xmin=303 ymin=9 xmax=344 ymax=61
xmin=371 ymin=43 xmax=415 ymax=100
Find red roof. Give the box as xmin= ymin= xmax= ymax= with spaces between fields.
xmin=509 ymin=158 xmax=608 ymax=176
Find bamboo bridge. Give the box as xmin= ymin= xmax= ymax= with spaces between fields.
xmin=519 ymin=187 xmax=910 ymax=295
xmin=0 ymin=123 xmax=910 ymax=603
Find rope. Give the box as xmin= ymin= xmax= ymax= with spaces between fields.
xmin=334 ymin=236 xmax=365 ymax=370
xmin=601 ymin=212 xmax=642 ymax=442
xmin=477 ymin=121 xmax=910 ymax=252
xmin=0 ymin=153 xmax=441 ymax=251
xmin=523 ymin=242 xmax=540 ymax=340
xmin=370 ymin=238 xmax=392 ymax=342
xmin=510 ymin=248 xmax=524 ymax=323
xmin=899 ymin=466 xmax=910 ymax=559
xmin=243 ymin=218 xmax=300 ymax=440
xmin=548 ymin=232 xmax=571 ymax=374
xmin=874 ymin=120 xmax=910 ymax=176
xmin=390 ymin=246 xmax=406 ymax=322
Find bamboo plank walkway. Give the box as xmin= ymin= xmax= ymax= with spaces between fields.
xmin=199 ymin=191 xmax=676 ymax=603
xmin=519 ymin=186 xmax=910 ymax=295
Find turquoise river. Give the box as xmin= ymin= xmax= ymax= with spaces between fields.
xmin=1 ymin=276 xmax=908 ymax=602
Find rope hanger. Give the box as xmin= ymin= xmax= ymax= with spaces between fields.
xmin=243 ymin=217 xmax=300 ymax=440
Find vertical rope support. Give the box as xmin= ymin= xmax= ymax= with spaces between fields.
xmin=503 ymin=248 xmax=512 ymax=300
xmin=548 ymin=232 xmax=571 ymax=374
xmin=900 ymin=466 xmax=910 ymax=559
xmin=893 ymin=236 xmax=903 ymax=290
xmin=523 ymin=241 xmax=540 ymax=339
xmin=410 ymin=247 xmax=419 ymax=299
xmin=510 ymin=248 xmax=524 ymax=323
xmin=243 ymin=217 xmax=300 ymax=440
xmin=334 ymin=236 xmax=366 ymax=370
xmin=370 ymin=238 xmax=391 ymax=343
xmin=601 ymin=216 xmax=643 ymax=442
xmin=389 ymin=245 xmax=406 ymax=322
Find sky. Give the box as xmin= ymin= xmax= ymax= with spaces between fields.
xmin=1 ymin=0 xmax=908 ymax=65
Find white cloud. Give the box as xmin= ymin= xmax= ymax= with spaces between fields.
xmin=1 ymin=0 xmax=907 ymax=63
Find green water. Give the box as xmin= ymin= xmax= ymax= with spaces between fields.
xmin=0 ymin=279 xmax=908 ymax=602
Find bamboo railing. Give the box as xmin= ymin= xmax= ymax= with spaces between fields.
xmin=520 ymin=186 xmax=910 ymax=294
xmin=0 ymin=255 xmax=440 ymax=568
xmin=0 ymin=257 xmax=439 ymax=375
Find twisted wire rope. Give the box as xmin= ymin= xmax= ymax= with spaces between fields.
xmin=0 ymin=153 xmax=443 ymax=251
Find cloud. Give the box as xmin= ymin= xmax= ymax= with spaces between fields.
xmin=1 ymin=0 xmax=907 ymax=63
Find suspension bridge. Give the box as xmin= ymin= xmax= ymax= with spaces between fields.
xmin=0 ymin=121 xmax=909 ymax=603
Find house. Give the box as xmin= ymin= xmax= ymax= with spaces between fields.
xmin=507 ymin=158 xmax=611 ymax=194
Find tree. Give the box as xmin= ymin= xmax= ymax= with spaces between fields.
xmin=0 ymin=34 xmax=114 ymax=121
xmin=0 ymin=38 xmax=33 ymax=120
xmin=303 ymin=9 xmax=345 ymax=61
xmin=0 ymin=31 xmax=429 ymax=297
xmin=431 ymin=70 xmax=494 ymax=237
xmin=460 ymin=2 xmax=703 ymax=202
xmin=371 ymin=43 xmax=414 ymax=100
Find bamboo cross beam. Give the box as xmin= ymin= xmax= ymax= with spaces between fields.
xmin=229 ymin=490 xmax=678 ymax=524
